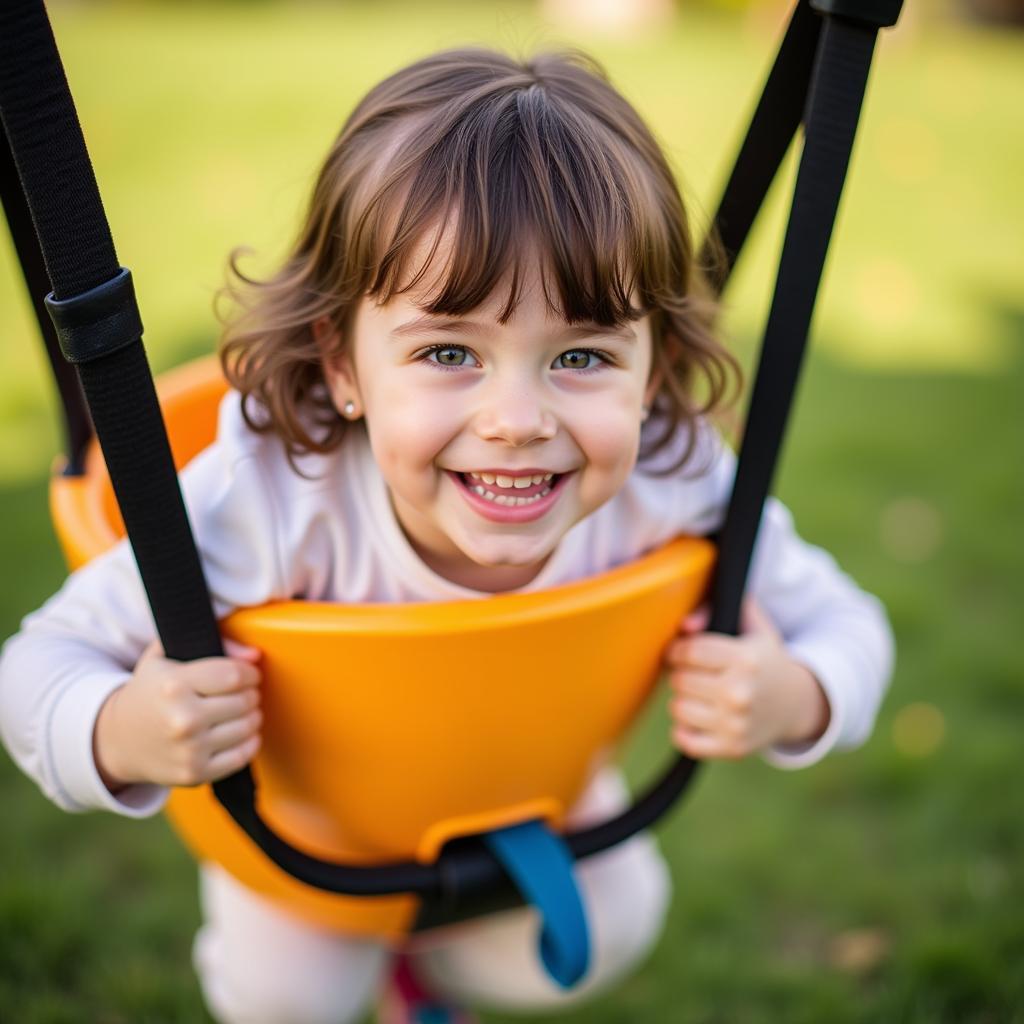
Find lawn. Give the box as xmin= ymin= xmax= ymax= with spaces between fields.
xmin=1 ymin=2 xmax=1022 ymax=1021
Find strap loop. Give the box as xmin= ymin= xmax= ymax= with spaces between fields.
xmin=44 ymin=266 xmax=143 ymax=364
xmin=482 ymin=820 xmax=590 ymax=989
xmin=811 ymin=0 xmax=902 ymax=28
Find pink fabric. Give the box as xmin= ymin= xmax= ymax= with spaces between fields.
xmin=392 ymin=953 xmax=433 ymax=1004
xmin=383 ymin=953 xmax=479 ymax=1024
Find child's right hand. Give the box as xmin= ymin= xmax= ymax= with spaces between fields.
xmin=92 ymin=639 xmax=262 ymax=792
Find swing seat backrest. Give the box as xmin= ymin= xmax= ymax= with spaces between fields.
xmin=50 ymin=357 xmax=714 ymax=937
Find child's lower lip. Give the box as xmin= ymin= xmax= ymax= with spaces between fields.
xmin=447 ymin=471 xmax=571 ymax=523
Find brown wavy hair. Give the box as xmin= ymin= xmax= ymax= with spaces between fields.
xmin=218 ymin=47 xmax=739 ymax=474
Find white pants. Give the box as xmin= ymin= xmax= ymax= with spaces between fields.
xmin=193 ymin=770 xmax=671 ymax=1024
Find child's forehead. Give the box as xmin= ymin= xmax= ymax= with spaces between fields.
xmin=361 ymin=284 xmax=644 ymax=346
xmin=389 ymin=303 xmax=639 ymax=339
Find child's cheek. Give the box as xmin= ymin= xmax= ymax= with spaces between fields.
xmin=587 ymin=399 xmax=644 ymax=470
xmin=576 ymin=404 xmax=645 ymax=504
xmin=370 ymin=404 xmax=453 ymax=492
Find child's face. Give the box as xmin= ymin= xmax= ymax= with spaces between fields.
xmin=320 ymin=269 xmax=658 ymax=591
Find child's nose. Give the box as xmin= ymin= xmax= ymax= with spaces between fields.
xmin=474 ymin=383 xmax=557 ymax=446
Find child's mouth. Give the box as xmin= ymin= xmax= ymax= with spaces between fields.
xmin=448 ymin=470 xmax=570 ymax=523
xmin=461 ymin=470 xmax=556 ymax=503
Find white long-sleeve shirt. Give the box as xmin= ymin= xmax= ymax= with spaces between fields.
xmin=0 ymin=391 xmax=893 ymax=819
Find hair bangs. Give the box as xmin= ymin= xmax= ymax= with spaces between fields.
xmin=358 ymin=85 xmax=653 ymax=329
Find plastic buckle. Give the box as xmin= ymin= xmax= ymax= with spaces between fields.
xmin=44 ymin=267 xmax=144 ymax=364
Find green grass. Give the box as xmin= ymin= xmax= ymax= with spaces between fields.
xmin=1 ymin=2 xmax=1022 ymax=1021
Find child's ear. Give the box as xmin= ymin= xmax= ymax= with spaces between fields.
xmin=642 ymin=314 xmax=671 ymax=414
xmin=312 ymin=315 xmax=343 ymax=365
xmin=643 ymin=366 xmax=663 ymax=413
xmin=313 ymin=316 xmax=362 ymax=415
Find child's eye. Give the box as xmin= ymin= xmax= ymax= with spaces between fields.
xmin=554 ymin=349 xmax=607 ymax=372
xmin=422 ymin=345 xmax=479 ymax=370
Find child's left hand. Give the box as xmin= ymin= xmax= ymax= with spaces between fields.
xmin=663 ymin=598 xmax=830 ymax=760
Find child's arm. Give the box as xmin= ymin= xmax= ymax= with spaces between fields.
xmin=92 ymin=638 xmax=262 ymax=793
xmin=0 ymin=409 xmax=287 ymax=815
xmin=628 ymin=414 xmax=892 ymax=769
xmin=0 ymin=538 xmax=271 ymax=815
xmin=662 ymin=496 xmax=894 ymax=767
xmin=665 ymin=597 xmax=831 ymax=761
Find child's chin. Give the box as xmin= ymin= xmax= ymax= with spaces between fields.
xmin=459 ymin=536 xmax=556 ymax=570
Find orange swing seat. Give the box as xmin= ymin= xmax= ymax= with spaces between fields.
xmin=50 ymin=356 xmax=715 ymax=940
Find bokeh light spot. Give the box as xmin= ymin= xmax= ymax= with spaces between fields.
xmin=856 ymin=258 xmax=922 ymax=330
xmin=874 ymin=116 xmax=940 ymax=185
xmin=828 ymin=927 xmax=891 ymax=975
xmin=879 ymin=496 xmax=944 ymax=563
xmin=966 ymin=856 xmax=1008 ymax=904
xmin=892 ymin=702 xmax=946 ymax=758
xmin=541 ymin=0 xmax=675 ymax=35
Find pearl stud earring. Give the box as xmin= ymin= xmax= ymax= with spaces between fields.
xmin=343 ymin=401 xmax=356 ymax=417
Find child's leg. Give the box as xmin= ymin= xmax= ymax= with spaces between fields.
xmin=407 ymin=768 xmax=671 ymax=1013
xmin=192 ymin=862 xmax=390 ymax=1024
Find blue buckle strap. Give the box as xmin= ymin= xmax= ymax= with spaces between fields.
xmin=482 ymin=820 xmax=591 ymax=989
xmin=415 ymin=1008 xmax=454 ymax=1024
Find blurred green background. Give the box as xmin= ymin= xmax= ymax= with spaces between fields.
xmin=1 ymin=1 xmax=1022 ymax=1021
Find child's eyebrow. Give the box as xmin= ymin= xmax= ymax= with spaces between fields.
xmin=390 ymin=314 xmax=636 ymax=342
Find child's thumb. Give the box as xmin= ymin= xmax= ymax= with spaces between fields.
xmin=680 ymin=603 xmax=711 ymax=634
xmin=740 ymin=597 xmax=778 ymax=638
xmin=222 ymin=638 xmax=262 ymax=662
xmin=136 ymin=639 xmax=166 ymax=665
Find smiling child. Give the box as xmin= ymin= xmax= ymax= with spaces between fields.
xmin=0 ymin=47 xmax=892 ymax=1024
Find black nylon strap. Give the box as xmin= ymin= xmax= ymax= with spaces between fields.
xmin=0 ymin=0 xmax=117 ymax=299
xmin=709 ymin=14 xmax=878 ymax=637
xmin=703 ymin=0 xmax=821 ymax=294
xmin=560 ymin=7 xmax=889 ymax=866
xmin=0 ymin=0 xmax=223 ymax=664
xmin=812 ymin=0 xmax=902 ymax=26
xmin=75 ymin=345 xmax=225 ymax=660
xmin=0 ymin=117 xmax=92 ymax=472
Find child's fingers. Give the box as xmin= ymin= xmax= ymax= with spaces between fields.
xmin=740 ymin=597 xmax=779 ymax=639
xmin=136 ymin=639 xmax=166 ymax=666
xmin=198 ymin=690 xmax=260 ymax=728
xmin=670 ymin=694 xmax=718 ymax=732
xmin=205 ymin=734 xmax=262 ymax=782
xmin=222 ymin=638 xmax=262 ymax=662
xmin=665 ymin=633 xmax=739 ymax=671
xmin=680 ymin=603 xmax=711 ymax=634
xmin=671 ymin=722 xmax=749 ymax=761
xmin=669 ymin=668 xmax=723 ymax=700
xmin=204 ymin=709 xmax=262 ymax=755
xmin=178 ymin=657 xmax=262 ymax=696
xmin=670 ymin=724 xmax=719 ymax=760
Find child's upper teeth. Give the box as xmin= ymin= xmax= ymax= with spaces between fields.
xmin=466 ymin=471 xmax=555 ymax=487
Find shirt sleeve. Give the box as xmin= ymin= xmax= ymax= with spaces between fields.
xmin=747 ymin=497 xmax=895 ymax=769
xmin=0 ymin=434 xmax=286 ymax=817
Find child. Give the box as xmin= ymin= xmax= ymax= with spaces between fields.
xmin=0 ymin=48 xmax=892 ymax=1024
